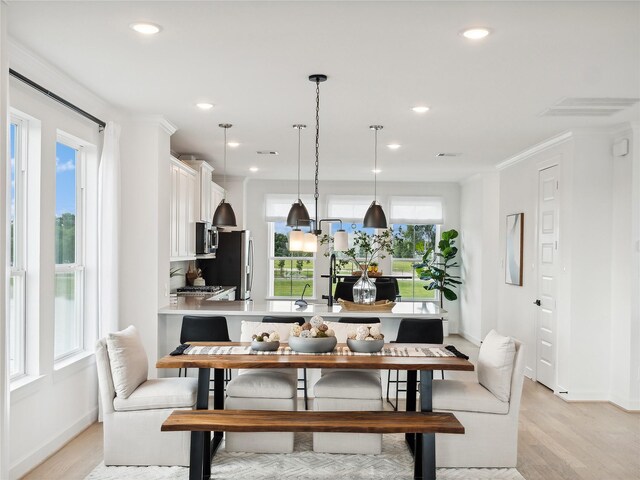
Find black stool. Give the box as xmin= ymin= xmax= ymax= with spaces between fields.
xmin=338 ymin=317 xmax=381 ymax=324
xmin=386 ymin=318 xmax=444 ymax=410
xmin=179 ymin=315 xmax=232 ymax=388
xmin=262 ymin=316 xmax=308 ymax=409
xmin=374 ymin=281 xmax=397 ymax=302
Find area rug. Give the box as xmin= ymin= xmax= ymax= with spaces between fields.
xmin=86 ymin=434 xmax=525 ymax=480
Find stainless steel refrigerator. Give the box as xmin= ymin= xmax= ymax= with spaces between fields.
xmin=199 ymin=230 xmax=253 ymax=300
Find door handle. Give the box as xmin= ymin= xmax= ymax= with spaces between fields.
xmin=533 ymin=299 xmax=541 ymax=306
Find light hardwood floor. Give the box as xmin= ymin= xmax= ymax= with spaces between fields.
xmin=21 ymin=335 xmax=640 ymax=480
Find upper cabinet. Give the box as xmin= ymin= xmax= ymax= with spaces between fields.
xmin=170 ymin=157 xmax=197 ymax=260
xmin=211 ymin=181 xmax=225 ymax=217
xmin=181 ymin=158 xmax=215 ymax=222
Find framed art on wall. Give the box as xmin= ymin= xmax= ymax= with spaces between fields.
xmin=505 ymin=213 xmax=524 ymax=286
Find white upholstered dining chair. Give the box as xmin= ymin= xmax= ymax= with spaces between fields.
xmin=96 ymin=325 xmax=197 ymax=466
xmin=433 ymin=330 xmax=525 ymax=467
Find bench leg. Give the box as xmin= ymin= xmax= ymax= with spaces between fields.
xmin=414 ymin=370 xmax=435 ymax=480
xmin=211 ymin=368 xmax=225 ymax=460
xmin=190 ymin=367 xmax=211 ymax=480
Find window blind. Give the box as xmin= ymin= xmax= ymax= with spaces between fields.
xmin=389 ymin=196 xmax=444 ymax=224
xmin=264 ymin=194 xmax=315 ymax=222
xmin=326 ymin=195 xmax=374 ymax=222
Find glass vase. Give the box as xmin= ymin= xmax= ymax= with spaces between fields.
xmin=353 ymin=270 xmax=377 ymax=304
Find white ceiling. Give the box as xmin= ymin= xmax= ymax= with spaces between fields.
xmin=7 ymin=1 xmax=640 ymax=182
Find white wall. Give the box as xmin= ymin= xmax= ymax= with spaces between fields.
xmin=459 ymin=173 xmax=499 ymax=345
xmin=609 ymin=124 xmax=640 ymax=410
xmin=474 ymin=128 xmax=640 ymax=407
xmin=7 ymin=42 xmax=119 ymax=478
xmin=119 ymin=117 xmax=175 ymax=379
xmin=242 ymin=178 xmax=462 ymax=333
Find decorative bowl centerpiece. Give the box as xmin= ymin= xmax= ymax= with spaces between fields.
xmin=251 ymin=330 xmax=280 ymax=351
xmin=288 ymin=315 xmax=337 ymax=353
xmin=346 ymin=325 xmax=385 ymax=353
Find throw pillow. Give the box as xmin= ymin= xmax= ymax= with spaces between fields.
xmin=106 ymin=325 xmax=148 ymax=399
xmin=477 ymin=329 xmax=516 ymax=402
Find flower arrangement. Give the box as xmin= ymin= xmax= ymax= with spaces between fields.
xmin=252 ymin=331 xmax=280 ymax=342
xmin=347 ymin=324 xmax=384 ymax=342
xmin=320 ymin=229 xmax=396 ymax=274
xmin=290 ymin=315 xmax=336 ymax=339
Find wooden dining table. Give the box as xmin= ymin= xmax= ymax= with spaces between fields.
xmin=156 ymin=342 xmax=474 ymax=480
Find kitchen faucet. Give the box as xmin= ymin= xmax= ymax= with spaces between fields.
xmin=322 ymin=253 xmax=338 ymax=307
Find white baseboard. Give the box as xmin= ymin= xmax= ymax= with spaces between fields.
xmin=10 ymin=406 xmax=98 ymax=480
xmin=458 ymin=330 xmax=481 ymax=346
xmin=609 ymin=394 xmax=640 ymax=412
xmin=556 ymin=390 xmax=610 ymax=402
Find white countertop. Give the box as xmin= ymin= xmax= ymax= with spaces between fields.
xmin=159 ymin=298 xmax=446 ymax=319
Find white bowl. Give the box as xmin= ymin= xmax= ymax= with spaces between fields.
xmin=251 ymin=340 xmax=280 ymax=351
xmin=288 ymin=336 xmax=337 ymax=353
xmin=347 ymin=338 xmax=384 ymax=353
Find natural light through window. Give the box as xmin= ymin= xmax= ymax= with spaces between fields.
xmin=269 ymin=221 xmax=315 ymax=298
xmin=391 ymin=224 xmax=437 ymax=300
xmin=54 ymin=138 xmax=85 ymax=360
xmin=9 ymin=119 xmax=26 ymax=379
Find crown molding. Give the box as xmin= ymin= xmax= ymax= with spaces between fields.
xmin=8 ymin=38 xmax=120 ymax=120
xmin=496 ymin=131 xmax=574 ymax=171
xmin=127 ymin=115 xmax=178 ymax=135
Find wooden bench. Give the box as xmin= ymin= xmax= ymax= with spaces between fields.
xmin=162 ymin=409 xmax=464 ymax=435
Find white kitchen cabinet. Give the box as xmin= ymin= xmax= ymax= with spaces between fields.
xmin=210 ymin=181 xmax=225 ymax=217
xmin=181 ymin=158 xmax=215 ymax=222
xmin=170 ymin=157 xmax=197 ymax=260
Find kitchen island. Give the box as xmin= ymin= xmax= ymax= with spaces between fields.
xmin=157 ymin=298 xmax=448 ymax=381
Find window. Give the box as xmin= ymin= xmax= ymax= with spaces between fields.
xmin=8 ymin=118 xmax=27 ymax=379
xmin=54 ymin=137 xmax=85 ymax=360
xmin=268 ymin=221 xmax=315 ymax=298
xmin=392 ymin=224 xmax=437 ymax=300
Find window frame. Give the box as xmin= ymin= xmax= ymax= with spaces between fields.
xmin=8 ymin=115 xmax=28 ymax=380
xmin=53 ymin=133 xmax=87 ymax=362
xmin=267 ymin=221 xmax=317 ymax=300
xmin=390 ymin=223 xmax=441 ymax=302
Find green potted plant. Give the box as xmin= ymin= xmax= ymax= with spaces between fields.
xmin=414 ymin=229 xmax=461 ymax=308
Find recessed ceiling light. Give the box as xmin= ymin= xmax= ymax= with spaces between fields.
xmin=227 ymin=142 xmax=240 ymax=148
xmin=412 ymin=106 xmax=430 ymax=113
xmin=130 ymin=22 xmax=161 ymax=35
xmin=460 ymin=27 xmax=491 ymax=40
xmin=387 ymin=144 xmax=401 ymax=150
xmin=249 ymin=167 xmax=259 ymax=172
xmin=257 ymin=151 xmax=279 ymax=155
xmin=372 ymin=169 xmax=382 ymax=174
xmin=196 ymin=103 xmax=214 ymax=110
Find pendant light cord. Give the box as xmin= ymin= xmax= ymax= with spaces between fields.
xmin=223 ymin=126 xmax=228 ymax=199
xmin=297 ymin=126 xmax=301 ymax=199
xmin=374 ymin=127 xmax=378 ymax=202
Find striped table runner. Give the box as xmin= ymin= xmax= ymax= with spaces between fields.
xmin=183 ymin=345 xmax=455 ymax=357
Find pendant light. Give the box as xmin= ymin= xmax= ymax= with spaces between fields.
xmin=212 ymin=123 xmax=237 ymax=227
xmin=287 ymin=124 xmax=310 ymax=239
xmin=363 ymin=125 xmax=388 ymax=229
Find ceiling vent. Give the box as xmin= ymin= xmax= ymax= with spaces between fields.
xmin=436 ymin=153 xmax=461 ymax=157
xmin=257 ymin=150 xmax=279 ymax=155
xmin=541 ymin=97 xmax=639 ymax=117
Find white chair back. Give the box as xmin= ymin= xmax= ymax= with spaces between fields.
xmin=95 ymin=338 xmax=116 ymax=414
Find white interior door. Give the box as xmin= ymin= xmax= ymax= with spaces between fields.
xmin=536 ymin=165 xmax=560 ymax=389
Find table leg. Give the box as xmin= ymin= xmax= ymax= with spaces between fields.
xmin=405 ymin=369 xmax=418 ymax=454
xmin=415 ymin=370 xmax=435 ymax=480
xmin=210 ymin=368 xmax=225 ymax=459
xmin=189 ymin=368 xmax=211 ymax=480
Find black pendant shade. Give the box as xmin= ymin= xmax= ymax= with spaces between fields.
xmin=212 ymin=200 xmax=237 ymax=227
xmin=286 ymin=199 xmax=310 ymax=227
xmin=363 ymin=201 xmax=388 ymax=229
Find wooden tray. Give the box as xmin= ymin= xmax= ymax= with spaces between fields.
xmin=338 ymin=299 xmax=396 ymax=311
xmin=351 ymin=271 xmax=383 ymax=277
